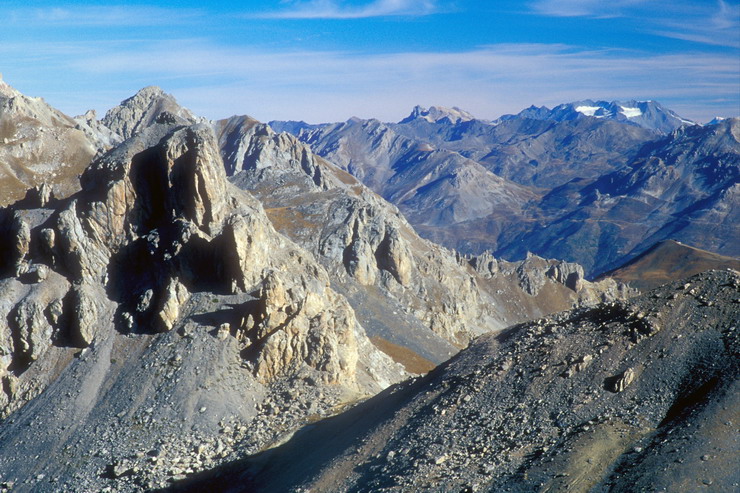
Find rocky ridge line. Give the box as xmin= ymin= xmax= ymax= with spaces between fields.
xmin=195 ymin=269 xmax=739 ymax=493
xmin=216 ymin=116 xmax=632 ymax=354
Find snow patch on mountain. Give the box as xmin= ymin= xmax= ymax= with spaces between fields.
xmin=707 ymin=117 xmax=727 ymax=125
xmin=575 ymin=105 xmax=604 ymax=117
xmin=503 ymin=99 xmax=695 ymax=133
xmin=619 ymin=106 xmax=642 ymax=118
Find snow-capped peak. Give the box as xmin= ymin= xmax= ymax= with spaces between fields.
xmin=507 ymin=99 xmax=696 ymax=134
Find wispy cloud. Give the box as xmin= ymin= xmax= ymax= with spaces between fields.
xmin=7 ymin=39 xmax=734 ymax=123
xmin=712 ymin=0 xmax=737 ymax=29
xmin=653 ymin=0 xmax=740 ymax=48
xmin=529 ymin=0 xmax=740 ymax=48
xmin=257 ymin=0 xmax=440 ymax=19
xmin=7 ymin=6 xmax=203 ymax=27
xmin=528 ymin=0 xmax=647 ymax=18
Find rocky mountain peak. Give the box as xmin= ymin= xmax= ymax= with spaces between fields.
xmin=0 ymin=73 xmax=21 ymax=99
xmin=707 ymin=116 xmax=727 ymax=126
xmin=101 ymin=85 xmax=201 ymax=140
xmin=0 ymin=76 xmax=41 ymax=104
xmin=400 ymin=105 xmax=476 ymax=124
xmin=509 ymin=99 xmax=695 ymax=133
xmin=134 ymin=85 xmax=165 ymax=98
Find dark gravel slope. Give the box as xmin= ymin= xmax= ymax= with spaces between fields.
xmin=174 ymin=269 xmax=739 ymax=493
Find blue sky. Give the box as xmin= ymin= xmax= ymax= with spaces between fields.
xmin=1 ymin=1 xmax=738 ymax=123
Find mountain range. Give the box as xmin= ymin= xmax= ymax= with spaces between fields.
xmin=500 ymin=99 xmax=696 ymax=134
xmin=274 ymin=101 xmax=739 ymax=276
xmin=0 ymin=79 xmax=737 ymax=491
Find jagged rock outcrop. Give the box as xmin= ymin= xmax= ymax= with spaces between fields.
xmin=47 ymin=120 xmax=396 ymax=384
xmin=607 ymin=367 xmax=636 ymax=393
xmin=101 ymin=85 xmax=202 ymax=140
xmin=7 ymin=211 xmax=31 ymax=276
xmin=547 ymin=259 xmax=584 ymax=291
xmin=155 ymin=276 xmax=190 ymax=332
xmin=471 ymin=251 xmax=634 ymax=305
xmin=0 ymin=264 xmax=70 ymax=411
xmin=73 ymin=109 xmax=123 ymax=152
xmin=68 ymin=282 xmax=105 ymax=346
xmin=237 ymin=270 xmax=361 ymax=384
xmin=497 ymin=254 xmax=590 ymax=297
xmin=218 ymin=118 xmax=632 ymax=360
xmin=0 ymin=112 xmax=406 ymax=491
xmin=481 ymin=252 xmax=588 ymax=296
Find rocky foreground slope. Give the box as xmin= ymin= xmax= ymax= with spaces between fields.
xmin=179 ymin=269 xmax=740 ymax=492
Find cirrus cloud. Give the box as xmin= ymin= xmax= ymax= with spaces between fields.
xmin=529 ymin=0 xmax=740 ymax=48
xmin=256 ymin=0 xmax=441 ymax=19
xmin=4 ymin=38 xmax=734 ymax=123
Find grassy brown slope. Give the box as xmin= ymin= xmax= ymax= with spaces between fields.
xmin=370 ymin=336 xmax=437 ymax=374
xmin=597 ymin=239 xmax=740 ymax=291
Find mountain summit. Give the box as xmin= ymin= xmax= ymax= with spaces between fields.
xmin=101 ymin=85 xmax=202 ymax=140
xmin=399 ymin=105 xmax=477 ymax=124
xmin=507 ymin=99 xmax=695 ymax=133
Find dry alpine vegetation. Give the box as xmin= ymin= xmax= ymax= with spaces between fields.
xmin=0 ymin=77 xmax=738 ymax=492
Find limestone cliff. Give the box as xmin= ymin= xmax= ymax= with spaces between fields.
xmin=0 ymin=119 xmax=405 ymax=491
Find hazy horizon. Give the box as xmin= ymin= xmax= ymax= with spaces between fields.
xmin=2 ymin=0 xmax=739 ymax=124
